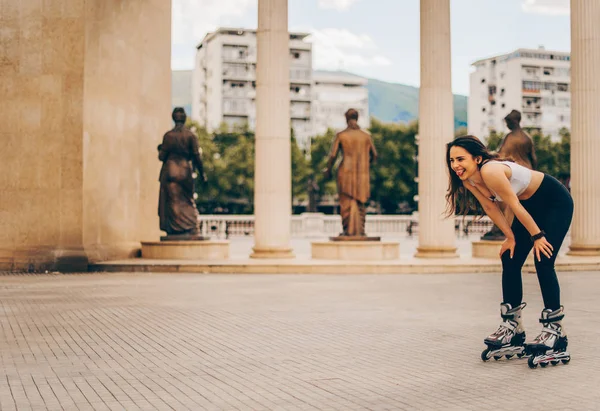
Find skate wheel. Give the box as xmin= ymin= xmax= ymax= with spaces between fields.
xmin=505 ymin=354 xmax=514 ymax=360
xmin=561 ymin=358 xmax=570 ymax=365
xmin=551 ymin=360 xmax=559 ymax=366
xmin=493 ymin=355 xmax=502 ymax=361
xmin=481 ymin=349 xmax=491 ymax=362
xmin=540 ymin=362 xmax=548 ymax=368
xmin=527 ymin=356 xmax=537 ymax=369
xmin=517 ymin=353 xmax=525 ymax=358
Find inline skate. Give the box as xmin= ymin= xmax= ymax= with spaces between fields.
xmin=526 ymin=306 xmax=570 ymax=369
xmin=481 ymin=302 xmax=527 ymax=361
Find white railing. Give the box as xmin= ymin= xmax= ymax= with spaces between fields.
xmin=198 ymin=213 xmax=493 ymax=239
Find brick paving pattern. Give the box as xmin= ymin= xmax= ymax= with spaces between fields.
xmin=0 ymin=271 xmax=599 ymax=410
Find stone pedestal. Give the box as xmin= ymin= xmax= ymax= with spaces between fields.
xmin=160 ymin=234 xmax=207 ymax=241
xmin=472 ymin=240 xmax=534 ymax=263
xmin=141 ymin=241 xmax=229 ymax=260
xmin=311 ymin=241 xmax=399 ymax=260
xmin=472 ymin=240 xmax=504 ymax=259
xmin=329 ymin=236 xmax=381 ymax=242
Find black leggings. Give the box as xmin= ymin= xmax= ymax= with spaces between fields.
xmin=501 ymin=175 xmax=573 ymax=310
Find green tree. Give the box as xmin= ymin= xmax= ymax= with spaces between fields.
xmin=485 ymin=130 xmax=505 ymax=152
xmin=309 ymin=129 xmax=338 ymax=200
xmin=531 ymin=129 xmax=570 ymax=183
xmin=291 ymin=130 xmax=310 ymax=206
xmin=369 ymin=119 xmax=418 ymax=213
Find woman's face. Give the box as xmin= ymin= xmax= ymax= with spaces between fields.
xmin=449 ymin=146 xmax=480 ymax=181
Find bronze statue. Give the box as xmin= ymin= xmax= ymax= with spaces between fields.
xmin=324 ymin=109 xmax=377 ymax=238
xmin=481 ymin=109 xmax=537 ymax=240
xmin=158 ymin=107 xmax=207 ymax=239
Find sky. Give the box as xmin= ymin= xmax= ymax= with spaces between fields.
xmin=171 ymin=0 xmax=571 ymax=96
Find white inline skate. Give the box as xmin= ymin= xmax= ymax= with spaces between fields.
xmin=526 ymin=306 xmax=570 ymax=369
xmin=481 ymin=302 xmax=527 ymax=361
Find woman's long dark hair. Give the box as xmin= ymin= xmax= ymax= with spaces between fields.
xmin=445 ymin=135 xmax=505 ymax=217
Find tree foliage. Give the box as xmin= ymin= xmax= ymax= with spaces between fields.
xmin=184 ymin=119 xmax=571 ymax=214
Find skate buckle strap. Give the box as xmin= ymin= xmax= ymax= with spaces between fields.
xmin=498 ymin=321 xmax=516 ymax=331
xmin=539 ymin=314 xmax=564 ymax=323
xmin=541 ymin=327 xmax=559 ymax=336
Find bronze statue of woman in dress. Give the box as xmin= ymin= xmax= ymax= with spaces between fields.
xmin=158 ymin=107 xmax=206 ymax=237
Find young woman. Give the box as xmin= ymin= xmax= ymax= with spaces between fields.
xmin=446 ymin=136 xmax=573 ymax=368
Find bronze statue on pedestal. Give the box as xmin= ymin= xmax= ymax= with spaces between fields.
xmin=324 ymin=109 xmax=378 ymax=240
xmin=158 ymin=107 xmax=207 ymax=241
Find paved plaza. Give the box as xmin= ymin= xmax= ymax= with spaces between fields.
xmin=1 ymin=271 xmax=599 ymax=411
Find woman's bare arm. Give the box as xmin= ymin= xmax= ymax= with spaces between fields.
xmin=463 ymin=182 xmax=514 ymax=239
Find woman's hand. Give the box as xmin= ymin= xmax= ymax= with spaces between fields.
xmin=533 ymin=237 xmax=554 ymax=261
xmin=499 ymin=237 xmax=516 ymax=259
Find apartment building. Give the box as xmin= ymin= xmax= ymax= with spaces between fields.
xmin=192 ymin=28 xmax=313 ymax=146
xmin=312 ymin=70 xmax=369 ymax=135
xmin=468 ymin=47 xmax=571 ymax=141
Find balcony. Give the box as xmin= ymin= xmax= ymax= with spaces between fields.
xmin=222 ymin=87 xmax=252 ymax=99
xmin=222 ymin=100 xmax=249 ymax=116
xmin=290 ymin=92 xmax=312 ymax=102
xmin=222 ymin=69 xmax=254 ymax=81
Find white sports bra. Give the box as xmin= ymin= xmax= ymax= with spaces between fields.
xmin=469 ymin=160 xmax=532 ymax=202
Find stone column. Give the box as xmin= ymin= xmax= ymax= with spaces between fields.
xmin=0 ymin=0 xmax=88 ymax=271
xmin=251 ymin=0 xmax=294 ymax=258
xmin=568 ymin=0 xmax=600 ymax=256
xmin=0 ymin=0 xmax=170 ymax=271
xmin=82 ymin=0 xmax=170 ymax=261
xmin=415 ymin=0 xmax=458 ymax=258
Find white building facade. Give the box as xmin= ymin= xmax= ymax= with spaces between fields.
xmin=312 ymin=70 xmax=369 ymax=135
xmin=468 ymin=47 xmax=571 ymax=141
xmin=192 ymin=28 xmax=313 ymax=146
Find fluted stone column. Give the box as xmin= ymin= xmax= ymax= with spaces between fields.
xmin=568 ymin=0 xmax=600 ymax=256
xmin=251 ymin=0 xmax=294 ymax=258
xmin=415 ymin=0 xmax=458 ymax=258
xmin=0 ymin=0 xmax=170 ymax=271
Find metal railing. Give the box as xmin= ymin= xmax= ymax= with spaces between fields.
xmin=198 ymin=214 xmax=494 ymax=239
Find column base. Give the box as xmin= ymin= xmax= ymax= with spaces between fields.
xmin=567 ymin=244 xmax=600 ymax=256
xmin=85 ymin=242 xmax=142 ymax=262
xmin=0 ymin=246 xmax=89 ymax=272
xmin=414 ymin=246 xmax=458 ymax=259
xmin=250 ymin=247 xmax=295 ymax=259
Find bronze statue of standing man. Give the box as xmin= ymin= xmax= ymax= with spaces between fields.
xmin=482 ymin=109 xmax=537 ymax=240
xmin=158 ymin=107 xmax=207 ymax=239
xmin=324 ymin=109 xmax=377 ymax=238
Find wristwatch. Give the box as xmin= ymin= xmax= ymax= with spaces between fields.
xmin=530 ymin=230 xmax=546 ymax=242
